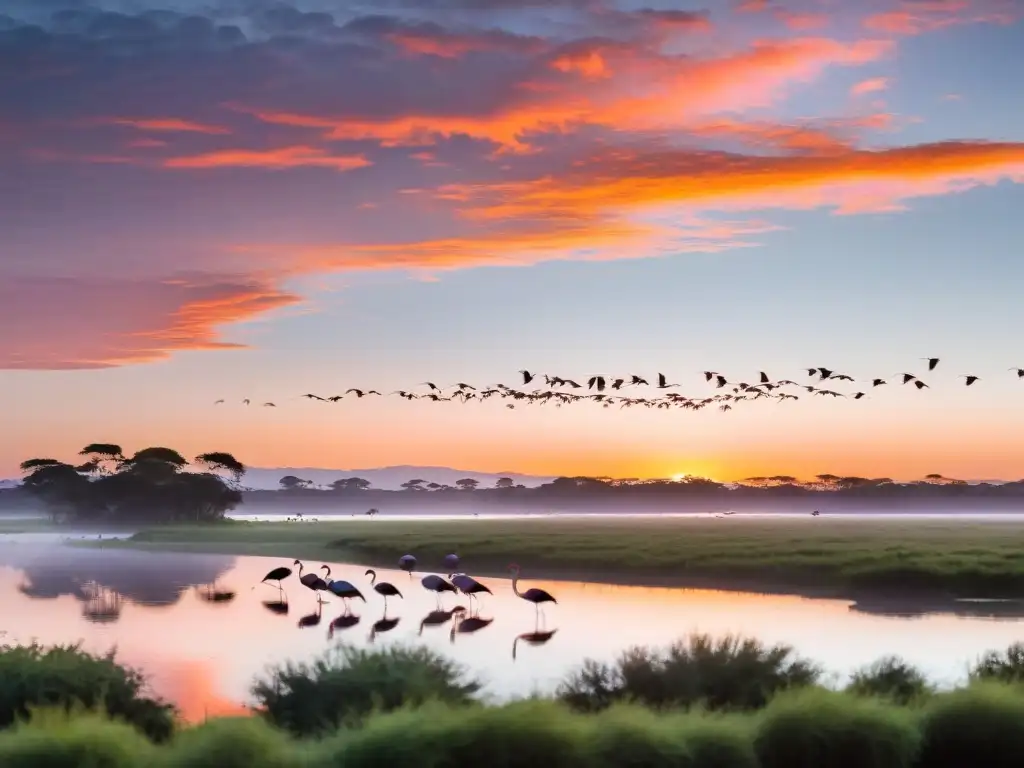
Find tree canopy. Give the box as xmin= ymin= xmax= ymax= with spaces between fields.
xmin=18 ymin=445 xmax=245 ymax=524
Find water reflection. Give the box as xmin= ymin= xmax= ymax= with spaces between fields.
xmin=7 ymin=540 xmax=1024 ymax=720
xmin=513 ymin=629 xmax=558 ymax=661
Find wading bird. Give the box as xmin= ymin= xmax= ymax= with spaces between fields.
xmin=450 ymin=573 xmax=493 ymax=609
xmin=256 ymin=564 xmax=292 ymax=594
xmin=508 ymin=563 xmax=557 ymax=620
xmin=418 ymin=606 xmax=466 ymax=636
xmin=443 ymin=553 xmax=460 ymax=572
xmin=398 ymin=554 xmax=417 ymax=577
xmin=295 ymin=560 xmax=328 ymax=603
xmin=421 ymin=574 xmax=458 ymax=607
xmin=321 ymin=566 xmax=365 ymax=610
xmin=365 ymin=569 xmax=402 ymax=610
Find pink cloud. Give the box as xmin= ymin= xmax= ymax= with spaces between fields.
xmin=851 ymin=77 xmax=890 ymax=96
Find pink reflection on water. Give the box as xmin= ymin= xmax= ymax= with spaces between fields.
xmin=4 ymin=541 xmax=1024 ymax=717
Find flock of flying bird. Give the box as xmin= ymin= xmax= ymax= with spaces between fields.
xmin=250 ymin=554 xmax=557 ymax=655
xmin=215 ymin=358 xmax=1024 ymax=413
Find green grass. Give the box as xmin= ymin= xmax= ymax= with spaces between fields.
xmin=95 ymin=517 xmax=1024 ymax=598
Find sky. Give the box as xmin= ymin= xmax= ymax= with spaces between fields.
xmin=2 ymin=0 xmax=1024 ymax=482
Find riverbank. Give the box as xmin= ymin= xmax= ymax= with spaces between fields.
xmin=81 ymin=516 xmax=1024 ymax=599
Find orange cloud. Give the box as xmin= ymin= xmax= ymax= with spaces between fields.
xmin=687 ymin=116 xmax=886 ymax=155
xmin=451 ymin=141 xmax=1024 ymax=224
xmin=777 ymin=12 xmax=829 ymax=31
xmin=387 ymin=28 xmax=543 ymax=58
xmin=246 ymin=37 xmax=892 ymax=151
xmin=0 ymin=277 xmax=299 ymax=369
xmin=851 ymin=77 xmax=890 ymax=96
xmin=103 ymin=117 xmax=231 ymax=135
xmin=163 ymin=146 xmax=371 ymax=172
xmin=550 ymin=50 xmax=610 ymax=79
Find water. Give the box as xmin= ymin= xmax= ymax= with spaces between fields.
xmin=4 ymin=536 xmax=1024 ymax=720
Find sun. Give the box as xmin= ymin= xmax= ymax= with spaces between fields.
xmin=671 ymin=472 xmax=691 ymax=482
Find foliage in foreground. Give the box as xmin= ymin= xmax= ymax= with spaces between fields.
xmin=558 ymin=633 xmax=821 ymax=713
xmin=0 ymin=642 xmax=175 ymax=742
xmin=251 ymin=643 xmax=481 ymax=737
xmin=9 ymin=685 xmax=1024 ymax=767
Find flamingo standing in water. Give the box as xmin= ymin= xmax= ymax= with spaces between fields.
xmin=365 ymin=569 xmax=403 ymax=611
xmin=255 ymin=564 xmax=292 ymax=594
xmin=399 ymin=554 xmax=417 ymax=577
xmin=449 ymin=573 xmax=492 ymax=611
xmin=508 ymin=563 xmax=556 ymax=620
xmin=321 ymin=566 xmax=365 ymax=610
xmin=420 ymin=574 xmax=457 ymax=607
xmin=295 ymin=560 xmax=328 ymax=603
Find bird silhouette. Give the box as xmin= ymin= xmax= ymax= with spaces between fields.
xmin=914 ymin=380 xmax=930 ymax=390
xmin=327 ymin=612 xmax=361 ymax=639
xmin=297 ymin=603 xmax=322 ymax=629
xmin=657 ymin=373 xmax=678 ymax=388
xmin=900 ymin=373 xmax=917 ymax=384
xmin=295 ymin=560 xmax=328 ymax=603
xmin=520 ymin=370 xmax=536 ymax=385
xmin=321 ymin=566 xmax=365 ymax=610
xmin=962 ymin=375 xmax=980 ymax=386
xmin=261 ymin=599 xmax=289 ymax=616
xmin=924 ymin=357 xmax=940 ymax=371
xmin=449 ymin=612 xmax=494 ymax=644
xmin=587 ymin=376 xmax=607 ymax=392
xmin=443 ymin=553 xmax=460 ymax=572
xmin=450 ymin=573 xmax=493 ymax=609
xmin=1010 ymin=368 xmax=1024 ymax=379
xmin=256 ymin=564 xmax=292 ymax=595
xmin=421 ymin=574 xmax=458 ymax=607
xmin=398 ymin=554 xmax=417 ymax=578
xmin=365 ymin=569 xmax=402 ymax=611
xmin=214 ymin=399 xmax=224 ymax=405
xmin=369 ymin=615 xmax=400 ymax=642
xmin=509 ymin=563 xmax=557 ymax=621
xmin=853 ymin=392 xmax=866 ymax=400
xmin=872 ymin=379 xmax=886 ymax=387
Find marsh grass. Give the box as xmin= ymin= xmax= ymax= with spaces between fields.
xmin=916 ymin=683 xmax=1024 ymax=768
xmin=558 ymin=633 xmax=820 ymax=713
xmin=251 ymin=644 xmax=480 ymax=738
xmin=114 ymin=518 xmax=1024 ymax=596
xmin=969 ymin=641 xmax=1024 ymax=683
xmin=0 ymin=710 xmax=154 ymax=768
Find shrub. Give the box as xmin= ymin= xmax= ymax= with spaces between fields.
xmin=558 ymin=633 xmax=820 ymax=713
xmin=0 ymin=710 xmax=153 ymax=768
xmin=753 ymin=688 xmax=920 ymax=768
xmin=676 ymin=714 xmax=759 ymax=768
xmin=160 ymin=717 xmax=304 ymax=768
xmin=969 ymin=642 xmax=1024 ymax=683
xmin=846 ymin=656 xmax=932 ymax=705
xmin=583 ymin=706 xmax=693 ymax=767
xmin=0 ymin=642 xmax=175 ymax=741
xmin=251 ymin=644 xmax=480 ymax=738
xmin=916 ymin=683 xmax=1024 ymax=768
xmin=323 ymin=700 xmax=585 ymax=768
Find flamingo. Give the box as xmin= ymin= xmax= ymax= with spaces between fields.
xmin=365 ymin=569 xmax=402 ymax=611
xmin=443 ymin=553 xmax=460 ymax=572
xmin=255 ymin=564 xmax=292 ymax=594
xmin=295 ymin=560 xmax=328 ymax=603
xmin=320 ymin=565 xmax=365 ymax=610
xmin=398 ymin=554 xmax=416 ymax=578
xmin=508 ymin=563 xmax=556 ymax=620
xmin=449 ymin=573 xmax=492 ymax=610
xmin=512 ymin=629 xmax=558 ymax=661
xmin=420 ymin=574 xmax=458 ymax=607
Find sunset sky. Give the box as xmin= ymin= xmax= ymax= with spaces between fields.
xmin=3 ymin=0 xmax=1024 ymax=482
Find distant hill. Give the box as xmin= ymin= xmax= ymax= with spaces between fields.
xmin=0 ymin=479 xmax=17 ymax=490
xmin=240 ymin=465 xmax=555 ymax=491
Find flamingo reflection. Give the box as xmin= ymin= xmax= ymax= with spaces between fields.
xmin=297 ymin=602 xmax=322 ymax=629
xmin=369 ymin=615 xmax=401 ymax=642
xmin=196 ymin=583 xmax=237 ymax=603
xmin=512 ymin=629 xmax=558 ymax=661
xmin=262 ymin=598 xmax=289 ymax=616
xmin=449 ymin=612 xmax=494 ymax=644
xmin=328 ymin=612 xmax=361 ymax=639
xmin=418 ymin=605 xmax=466 ymax=636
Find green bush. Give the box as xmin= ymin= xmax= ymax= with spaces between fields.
xmin=558 ymin=633 xmax=820 ymax=713
xmin=0 ymin=711 xmax=154 ymax=768
xmin=323 ymin=700 xmax=584 ymax=768
xmin=160 ymin=717 xmax=305 ymax=768
xmin=0 ymin=642 xmax=175 ymax=741
xmin=251 ymin=644 xmax=480 ymax=738
xmin=916 ymin=683 xmax=1024 ymax=768
xmin=583 ymin=706 xmax=692 ymax=767
xmin=846 ymin=656 xmax=932 ymax=705
xmin=753 ymin=688 xmax=920 ymax=768
xmin=969 ymin=642 xmax=1024 ymax=683
xmin=676 ymin=715 xmax=759 ymax=768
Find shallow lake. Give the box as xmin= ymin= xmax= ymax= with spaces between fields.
xmin=4 ymin=536 xmax=1024 ymax=721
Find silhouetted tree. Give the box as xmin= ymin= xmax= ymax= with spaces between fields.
xmin=455 ymin=478 xmax=480 ymax=491
xmin=495 ymin=477 xmax=515 ymax=489
xmin=330 ymin=477 xmax=371 ymax=492
xmin=19 ymin=446 xmax=242 ymax=524
xmin=279 ymin=476 xmax=312 ymax=491
xmin=400 ymin=479 xmax=427 ymax=491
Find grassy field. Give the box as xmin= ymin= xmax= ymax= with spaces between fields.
xmin=89 ymin=516 xmax=1024 ymax=598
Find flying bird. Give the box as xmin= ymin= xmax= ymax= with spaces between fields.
xmin=759 ymin=372 xmax=770 ymax=384
xmin=961 ymin=375 xmax=980 ymax=386
xmin=214 ymin=399 xmax=224 ymax=405
xmin=263 ymin=402 xmax=276 ymax=407
xmin=914 ymin=380 xmax=930 ymax=390
xmin=520 ymin=370 xmax=536 ymax=385
xmin=872 ymin=379 xmax=886 ymax=387
xmin=923 ymin=357 xmax=940 ymax=371
xmin=900 ymin=374 xmax=917 ymax=384
xmin=657 ymin=373 xmax=678 ymax=389
xmin=853 ymin=392 xmax=866 ymax=400
xmin=1010 ymin=368 xmax=1024 ymax=378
